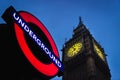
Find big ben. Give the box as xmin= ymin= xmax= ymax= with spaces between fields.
xmin=62 ymin=17 xmax=111 ymax=80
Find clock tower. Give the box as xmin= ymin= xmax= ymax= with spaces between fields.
xmin=62 ymin=17 xmax=111 ymax=80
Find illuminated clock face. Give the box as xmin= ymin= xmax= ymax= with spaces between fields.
xmin=94 ymin=44 xmax=105 ymax=61
xmin=67 ymin=42 xmax=82 ymax=57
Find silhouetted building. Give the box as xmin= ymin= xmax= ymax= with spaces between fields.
xmin=62 ymin=17 xmax=111 ymax=80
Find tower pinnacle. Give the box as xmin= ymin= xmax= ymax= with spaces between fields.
xmin=78 ymin=16 xmax=83 ymax=26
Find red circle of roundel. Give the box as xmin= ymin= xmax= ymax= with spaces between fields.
xmin=14 ymin=11 xmax=59 ymax=77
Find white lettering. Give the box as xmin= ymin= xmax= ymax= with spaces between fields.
xmin=57 ymin=61 xmax=62 ymax=68
xmin=29 ymin=30 xmax=33 ymax=37
xmin=24 ymin=25 xmax=29 ymax=32
xmin=13 ymin=13 xmax=19 ymax=20
xmin=41 ymin=43 xmax=45 ymax=50
xmin=18 ymin=19 xmax=25 ymax=27
xmin=44 ymin=47 xmax=50 ymax=54
xmin=52 ymin=56 xmax=58 ymax=65
xmin=33 ymin=34 xmax=37 ymax=41
xmin=49 ymin=52 xmax=53 ymax=58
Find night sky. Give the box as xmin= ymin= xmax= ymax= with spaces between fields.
xmin=0 ymin=0 xmax=120 ymax=80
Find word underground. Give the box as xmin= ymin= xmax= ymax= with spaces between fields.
xmin=12 ymin=12 xmax=62 ymax=70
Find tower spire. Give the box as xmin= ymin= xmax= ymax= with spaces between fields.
xmin=78 ymin=16 xmax=83 ymax=26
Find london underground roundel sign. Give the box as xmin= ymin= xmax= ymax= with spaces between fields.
xmin=2 ymin=6 xmax=63 ymax=77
